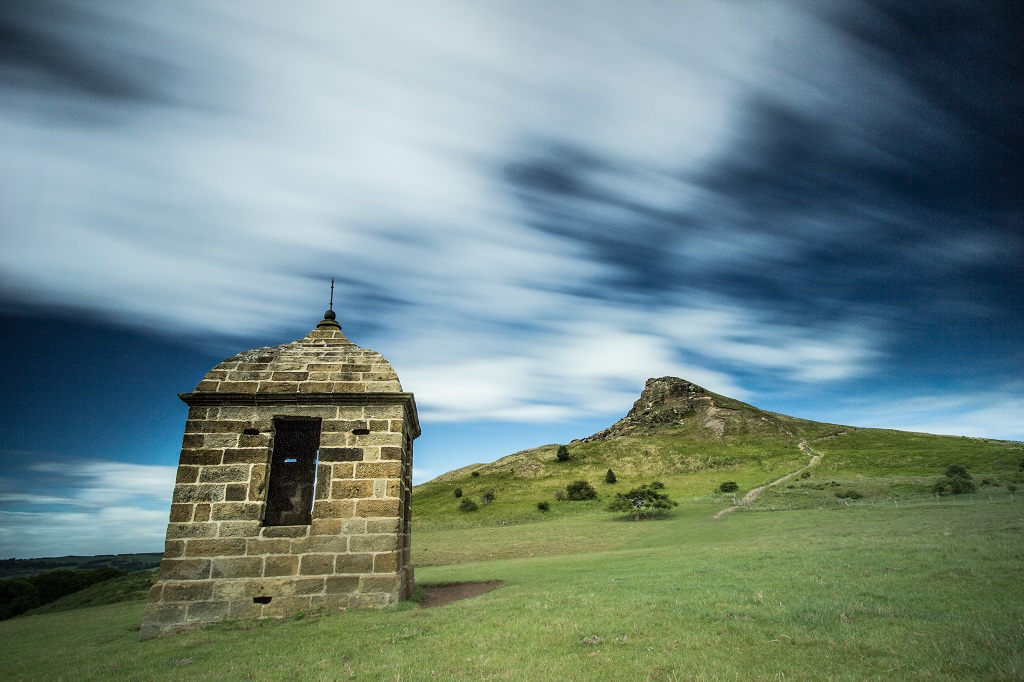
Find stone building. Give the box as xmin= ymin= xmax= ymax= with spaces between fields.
xmin=140 ymin=309 xmax=419 ymax=639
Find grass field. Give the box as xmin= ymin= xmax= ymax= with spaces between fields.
xmin=3 ymin=500 xmax=1022 ymax=681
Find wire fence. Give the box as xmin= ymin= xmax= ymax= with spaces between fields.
xmin=739 ymin=492 xmax=1019 ymax=513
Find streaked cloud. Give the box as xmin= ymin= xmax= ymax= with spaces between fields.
xmin=0 ymin=458 xmax=174 ymax=557
xmin=828 ymin=385 xmax=1024 ymax=442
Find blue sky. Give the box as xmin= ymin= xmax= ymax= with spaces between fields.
xmin=1 ymin=1 xmax=1021 ymax=558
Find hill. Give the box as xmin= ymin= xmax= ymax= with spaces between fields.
xmin=413 ymin=377 xmax=1023 ymax=524
xmin=21 ymin=570 xmax=157 ymax=617
xmin=0 ymin=553 xmax=163 ymax=579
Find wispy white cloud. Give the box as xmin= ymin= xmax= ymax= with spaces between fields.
xmin=0 ymin=459 xmax=175 ymax=558
xmin=827 ymin=387 xmax=1024 ymax=442
xmin=394 ymin=293 xmax=881 ymax=421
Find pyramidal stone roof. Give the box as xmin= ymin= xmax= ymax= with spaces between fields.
xmin=189 ymin=314 xmax=403 ymax=396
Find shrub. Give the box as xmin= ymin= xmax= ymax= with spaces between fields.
xmin=948 ymin=477 xmax=977 ymax=495
xmin=933 ymin=465 xmax=977 ymax=495
xmin=453 ymin=487 xmax=463 ymax=498
xmin=481 ymin=490 xmax=496 ymax=506
xmin=459 ymin=498 xmax=478 ymax=512
xmin=835 ymin=490 xmax=863 ymax=500
xmin=718 ymin=481 xmax=739 ymax=493
xmin=565 ymin=480 xmax=597 ymax=501
xmin=945 ymin=464 xmax=970 ymax=479
xmin=604 ymin=469 xmax=617 ymax=484
xmin=471 ymin=471 xmax=480 ymax=477
xmin=537 ymin=501 xmax=550 ymax=512
xmin=556 ymin=445 xmax=571 ymax=462
xmin=553 ymin=490 xmax=565 ymax=501
xmin=608 ymin=483 xmax=678 ymax=521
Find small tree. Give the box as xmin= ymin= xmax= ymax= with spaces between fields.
xmin=944 ymin=464 xmax=970 ymax=479
xmin=605 ymin=469 xmax=617 ymax=484
xmin=453 ymin=487 xmax=463 ymax=498
xmin=556 ymin=445 xmax=571 ymax=462
xmin=565 ymin=480 xmax=597 ymax=500
xmin=718 ymin=481 xmax=739 ymax=493
xmin=933 ymin=464 xmax=977 ymax=495
xmin=481 ymin=490 xmax=496 ymax=506
xmin=608 ymin=483 xmax=678 ymax=521
xmin=459 ymin=498 xmax=478 ymax=512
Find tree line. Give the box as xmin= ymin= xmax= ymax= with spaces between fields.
xmin=0 ymin=567 xmax=125 ymax=620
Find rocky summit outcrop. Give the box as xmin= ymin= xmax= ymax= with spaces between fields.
xmin=581 ymin=377 xmax=727 ymax=441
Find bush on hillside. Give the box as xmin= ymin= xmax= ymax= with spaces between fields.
xmin=565 ymin=480 xmax=597 ymax=501
xmin=481 ymin=490 xmax=496 ymax=506
xmin=471 ymin=471 xmax=480 ymax=477
xmin=944 ymin=464 xmax=970 ymax=479
xmin=553 ymin=490 xmax=565 ymax=501
xmin=537 ymin=501 xmax=550 ymax=512
xmin=932 ymin=465 xmax=977 ymax=495
xmin=459 ymin=498 xmax=479 ymax=512
xmin=453 ymin=487 xmax=463 ymax=498
xmin=604 ymin=469 xmax=617 ymax=484
xmin=556 ymin=445 xmax=571 ymax=462
xmin=718 ymin=481 xmax=739 ymax=493
xmin=608 ymin=483 xmax=679 ymax=521
xmin=835 ymin=490 xmax=863 ymax=500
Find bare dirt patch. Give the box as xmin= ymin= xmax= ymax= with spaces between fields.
xmin=418 ymin=581 xmax=503 ymax=608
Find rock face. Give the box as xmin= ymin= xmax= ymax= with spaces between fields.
xmin=582 ymin=377 xmax=718 ymax=441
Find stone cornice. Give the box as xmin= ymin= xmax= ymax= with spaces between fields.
xmin=179 ymin=392 xmax=421 ymax=437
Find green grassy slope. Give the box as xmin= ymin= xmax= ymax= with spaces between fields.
xmin=413 ymin=378 xmax=1022 ymax=525
xmin=22 ymin=570 xmax=158 ymax=616
xmin=756 ymin=429 xmax=1024 ymax=510
xmin=3 ymin=503 xmax=1022 ymax=681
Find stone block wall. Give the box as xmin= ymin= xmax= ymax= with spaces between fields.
xmin=140 ymin=395 xmax=416 ymax=639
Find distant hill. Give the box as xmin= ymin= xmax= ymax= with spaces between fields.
xmin=0 ymin=553 xmax=163 ymax=579
xmin=413 ymin=377 xmax=1023 ymax=523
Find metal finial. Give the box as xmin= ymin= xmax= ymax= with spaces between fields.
xmin=321 ymin=277 xmax=338 ymax=323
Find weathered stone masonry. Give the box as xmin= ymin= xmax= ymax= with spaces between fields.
xmin=140 ymin=312 xmax=419 ymax=639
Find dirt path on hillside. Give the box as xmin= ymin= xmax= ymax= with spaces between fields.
xmin=712 ymin=441 xmax=821 ymax=520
